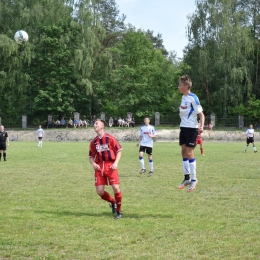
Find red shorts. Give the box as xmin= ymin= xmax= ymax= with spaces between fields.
xmin=196 ymin=139 xmax=202 ymax=145
xmin=94 ymin=161 xmax=120 ymax=186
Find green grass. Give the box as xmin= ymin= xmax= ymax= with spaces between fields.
xmin=0 ymin=141 xmax=260 ymax=259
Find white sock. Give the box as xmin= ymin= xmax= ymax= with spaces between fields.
xmin=253 ymin=146 xmax=256 ymax=151
xmin=245 ymin=145 xmax=248 ymax=151
xmin=149 ymin=159 xmax=153 ymax=171
xmin=182 ymin=158 xmax=190 ymax=176
xmin=139 ymin=157 xmax=145 ymax=169
xmin=189 ymin=158 xmax=197 ymax=181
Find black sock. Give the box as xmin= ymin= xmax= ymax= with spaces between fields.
xmin=0 ymin=153 xmax=1 ymax=160
xmin=185 ymin=174 xmax=190 ymax=180
xmin=3 ymin=153 xmax=6 ymax=160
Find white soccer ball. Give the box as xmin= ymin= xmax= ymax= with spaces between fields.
xmin=14 ymin=30 xmax=29 ymax=43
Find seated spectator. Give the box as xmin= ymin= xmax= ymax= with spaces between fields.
xmin=82 ymin=120 xmax=88 ymax=128
xmin=109 ymin=117 xmax=113 ymax=127
xmin=208 ymin=121 xmax=213 ymax=130
xmin=47 ymin=119 xmax=54 ymax=128
xmin=130 ymin=117 xmax=135 ymax=127
xmin=68 ymin=118 xmax=73 ymax=128
xmin=124 ymin=118 xmax=130 ymax=127
xmin=79 ymin=119 xmax=83 ymax=128
xmin=74 ymin=119 xmax=80 ymax=128
xmin=55 ymin=119 xmax=61 ymax=128
xmin=113 ymin=118 xmax=118 ymax=127
xmin=118 ymin=117 xmax=123 ymax=127
xmin=60 ymin=117 xmax=66 ymax=128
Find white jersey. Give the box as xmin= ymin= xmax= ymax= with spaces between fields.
xmin=139 ymin=125 xmax=157 ymax=147
xmin=246 ymin=128 xmax=254 ymax=138
xmin=37 ymin=128 xmax=44 ymax=137
xmin=179 ymin=93 xmax=203 ymax=128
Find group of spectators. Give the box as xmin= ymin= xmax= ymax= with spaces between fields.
xmin=108 ymin=117 xmax=135 ymax=128
xmin=45 ymin=117 xmax=90 ymax=129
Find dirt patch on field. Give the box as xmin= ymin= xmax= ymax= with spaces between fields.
xmin=6 ymin=128 xmax=253 ymax=142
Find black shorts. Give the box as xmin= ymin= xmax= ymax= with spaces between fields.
xmin=139 ymin=146 xmax=153 ymax=155
xmin=38 ymin=137 xmax=42 ymax=140
xmin=247 ymin=137 xmax=254 ymax=144
xmin=179 ymin=127 xmax=198 ymax=147
xmin=0 ymin=142 xmax=6 ymax=150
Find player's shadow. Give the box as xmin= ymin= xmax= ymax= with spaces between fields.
xmin=34 ymin=210 xmax=174 ymax=219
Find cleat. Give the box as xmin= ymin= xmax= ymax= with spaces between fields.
xmin=178 ymin=179 xmax=191 ymax=189
xmin=147 ymin=171 xmax=153 ymax=177
xmin=139 ymin=169 xmax=146 ymax=174
xmin=254 ymin=151 xmax=257 ymax=153
xmin=245 ymin=150 xmax=247 ymax=152
xmin=110 ymin=202 xmax=117 ymax=214
xmin=114 ymin=211 xmax=122 ymax=219
xmin=187 ymin=180 xmax=198 ymax=193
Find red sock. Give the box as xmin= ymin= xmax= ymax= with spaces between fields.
xmin=100 ymin=191 xmax=115 ymax=203
xmin=114 ymin=192 xmax=122 ymax=212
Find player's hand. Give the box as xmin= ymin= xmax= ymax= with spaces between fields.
xmin=93 ymin=163 xmax=100 ymax=170
xmin=199 ymin=127 xmax=203 ymax=133
xmin=110 ymin=163 xmax=118 ymax=170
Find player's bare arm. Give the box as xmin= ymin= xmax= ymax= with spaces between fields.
xmin=199 ymin=112 xmax=205 ymax=133
xmin=110 ymin=151 xmax=122 ymax=169
xmin=89 ymin=157 xmax=100 ymax=170
xmin=136 ymin=136 xmax=142 ymax=146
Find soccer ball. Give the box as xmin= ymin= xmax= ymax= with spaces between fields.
xmin=14 ymin=30 xmax=29 ymax=43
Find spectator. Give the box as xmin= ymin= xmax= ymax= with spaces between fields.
xmin=82 ymin=119 xmax=88 ymax=128
xmin=68 ymin=118 xmax=73 ymax=128
xmin=47 ymin=119 xmax=53 ymax=129
xmin=118 ymin=117 xmax=123 ymax=127
xmin=74 ymin=119 xmax=80 ymax=128
xmin=131 ymin=117 xmax=135 ymax=127
xmin=109 ymin=117 xmax=114 ymax=127
xmin=124 ymin=118 xmax=130 ymax=127
xmin=60 ymin=117 xmax=66 ymax=128
xmin=113 ymin=118 xmax=118 ymax=127
xmin=55 ymin=119 xmax=61 ymax=128
xmin=79 ymin=119 xmax=83 ymax=128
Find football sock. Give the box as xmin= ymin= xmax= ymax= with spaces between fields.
xmin=149 ymin=159 xmax=153 ymax=171
xmin=189 ymin=158 xmax=197 ymax=180
xmin=182 ymin=158 xmax=190 ymax=177
xmin=253 ymin=146 xmax=257 ymax=151
xmin=3 ymin=153 xmax=6 ymax=161
xmin=100 ymin=191 xmax=115 ymax=203
xmin=245 ymin=145 xmax=248 ymax=151
xmin=114 ymin=191 xmax=122 ymax=212
xmin=139 ymin=157 xmax=145 ymax=169
xmin=0 ymin=153 xmax=1 ymax=160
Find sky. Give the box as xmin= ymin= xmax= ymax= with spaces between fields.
xmin=116 ymin=0 xmax=197 ymax=58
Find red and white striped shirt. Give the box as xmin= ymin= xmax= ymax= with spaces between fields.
xmin=89 ymin=134 xmax=122 ymax=163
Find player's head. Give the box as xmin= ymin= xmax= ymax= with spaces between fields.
xmin=0 ymin=125 xmax=3 ymax=131
xmin=249 ymin=124 xmax=253 ymax=129
xmin=144 ymin=117 xmax=150 ymax=125
xmin=94 ymin=119 xmax=106 ymax=132
xmin=39 ymin=125 xmax=41 ymax=128
xmin=178 ymin=75 xmax=192 ymax=93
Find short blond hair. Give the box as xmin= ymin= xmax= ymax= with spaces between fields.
xmin=179 ymin=75 xmax=192 ymax=89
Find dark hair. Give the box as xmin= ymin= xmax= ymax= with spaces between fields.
xmin=179 ymin=75 xmax=192 ymax=89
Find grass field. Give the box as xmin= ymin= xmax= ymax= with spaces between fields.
xmin=0 ymin=141 xmax=260 ymax=259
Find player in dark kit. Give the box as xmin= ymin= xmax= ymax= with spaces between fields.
xmin=0 ymin=125 xmax=9 ymax=161
xmin=88 ymin=119 xmax=123 ymax=219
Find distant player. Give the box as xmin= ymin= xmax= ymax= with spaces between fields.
xmin=177 ymin=75 xmax=205 ymax=192
xmin=37 ymin=125 xmax=44 ymax=147
xmin=88 ymin=119 xmax=123 ymax=219
xmin=0 ymin=125 xmax=9 ymax=161
xmin=245 ymin=124 xmax=257 ymax=153
xmin=136 ymin=117 xmax=157 ymax=177
xmin=196 ymin=121 xmax=204 ymax=156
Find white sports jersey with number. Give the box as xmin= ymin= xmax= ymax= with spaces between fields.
xmin=246 ymin=128 xmax=254 ymax=137
xmin=37 ymin=128 xmax=44 ymax=137
xmin=139 ymin=125 xmax=157 ymax=147
xmin=179 ymin=93 xmax=203 ymax=128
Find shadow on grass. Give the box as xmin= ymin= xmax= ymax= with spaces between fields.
xmin=34 ymin=210 xmax=175 ymax=219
